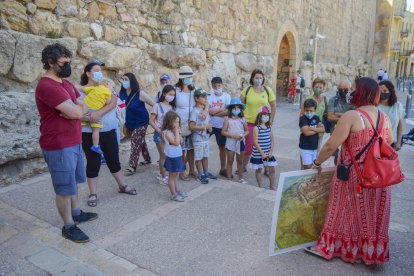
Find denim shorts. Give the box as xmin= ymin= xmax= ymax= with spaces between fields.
xmin=210 ymin=127 xmax=226 ymax=146
xmin=153 ymin=131 xmax=162 ymax=144
xmin=42 ymin=144 xmax=86 ymax=196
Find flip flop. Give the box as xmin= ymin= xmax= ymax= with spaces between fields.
xmin=139 ymin=160 xmax=152 ymax=166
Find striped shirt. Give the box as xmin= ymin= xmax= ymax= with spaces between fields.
xmin=252 ymin=125 xmax=271 ymax=158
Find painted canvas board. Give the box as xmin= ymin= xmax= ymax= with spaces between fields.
xmin=269 ymin=167 xmax=335 ymax=256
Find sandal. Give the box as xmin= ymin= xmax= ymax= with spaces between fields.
xmin=188 ymin=172 xmax=198 ymax=179
xmin=219 ymin=170 xmax=233 ymax=178
xmin=125 ymin=167 xmax=136 ymax=176
xmin=118 ymin=185 xmax=137 ymax=195
xmin=179 ymin=172 xmax=190 ymax=181
xmin=239 ymin=179 xmax=248 ymax=184
xmin=87 ymin=194 xmax=97 ymax=207
xmin=139 ymin=160 xmax=152 ymax=166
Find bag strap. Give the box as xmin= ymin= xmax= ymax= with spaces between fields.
xmin=245 ymin=86 xmax=270 ymax=101
xmin=353 ymin=110 xmax=381 ymax=160
xmin=357 ymin=109 xmax=382 ymax=136
xmin=187 ymin=90 xmax=191 ymax=122
xmin=345 ymin=141 xmax=363 ymax=193
xmin=125 ymin=91 xmax=138 ymax=109
xmin=323 ymin=96 xmax=328 ymax=115
xmin=158 ymin=102 xmax=165 ymax=115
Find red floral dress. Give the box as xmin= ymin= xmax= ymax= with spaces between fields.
xmin=314 ymin=114 xmax=391 ymax=265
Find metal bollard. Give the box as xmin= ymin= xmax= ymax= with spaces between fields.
xmin=405 ymin=89 xmax=413 ymax=118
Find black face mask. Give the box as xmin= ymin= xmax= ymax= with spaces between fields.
xmin=57 ymin=62 xmax=71 ymax=78
xmin=380 ymin=93 xmax=390 ymax=101
xmin=338 ymin=89 xmax=348 ymax=99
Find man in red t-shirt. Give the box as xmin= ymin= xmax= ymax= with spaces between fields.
xmin=35 ymin=43 xmax=98 ymax=243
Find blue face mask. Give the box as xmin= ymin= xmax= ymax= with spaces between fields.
xmin=305 ymin=112 xmax=315 ymax=119
xmin=254 ymin=78 xmax=263 ymax=86
xmin=122 ymin=80 xmax=130 ymax=89
xmin=92 ymin=71 xmax=103 ymax=83
xmin=232 ymin=109 xmax=241 ymax=116
xmin=183 ymin=77 xmax=193 ymax=85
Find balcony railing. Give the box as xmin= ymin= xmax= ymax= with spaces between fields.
xmin=394 ymin=9 xmax=405 ymax=18
xmin=391 ymin=43 xmax=402 ymax=51
xmin=401 ymin=30 xmax=409 ymax=38
xmin=399 ymin=50 xmax=411 ymax=56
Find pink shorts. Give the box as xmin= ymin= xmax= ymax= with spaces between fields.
xmin=245 ymin=123 xmax=255 ymax=155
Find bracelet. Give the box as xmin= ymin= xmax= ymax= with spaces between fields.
xmin=313 ymin=160 xmax=321 ymax=167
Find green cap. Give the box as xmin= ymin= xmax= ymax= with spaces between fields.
xmin=194 ymin=88 xmax=208 ymax=97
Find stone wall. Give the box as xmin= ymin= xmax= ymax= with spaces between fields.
xmin=0 ymin=0 xmax=376 ymax=184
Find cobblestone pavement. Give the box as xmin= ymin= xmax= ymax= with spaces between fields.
xmin=1 ymin=95 xmax=413 ymax=275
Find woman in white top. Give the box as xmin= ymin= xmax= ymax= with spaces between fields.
xmin=174 ymin=65 xmax=197 ymax=180
xmin=378 ymin=80 xmax=405 ymax=150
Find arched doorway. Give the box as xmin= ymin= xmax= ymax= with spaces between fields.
xmin=276 ymin=32 xmax=297 ymax=97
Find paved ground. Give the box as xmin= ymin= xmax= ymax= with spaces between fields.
xmin=1 ymin=92 xmax=413 ymax=276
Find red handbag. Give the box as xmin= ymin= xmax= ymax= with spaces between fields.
xmin=346 ymin=109 xmax=405 ymax=193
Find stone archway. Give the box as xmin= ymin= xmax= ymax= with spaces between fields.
xmin=273 ymin=20 xmax=299 ymax=98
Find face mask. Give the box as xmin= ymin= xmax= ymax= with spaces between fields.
xmin=183 ymin=78 xmax=193 ymax=85
xmin=122 ymin=80 xmax=130 ymax=89
xmin=92 ymin=71 xmax=103 ymax=83
xmin=57 ymin=62 xmax=71 ymax=78
xmin=380 ymin=93 xmax=390 ymax=101
xmin=232 ymin=109 xmax=241 ymax=116
xmin=160 ymin=83 xmax=166 ymax=88
xmin=254 ymin=78 xmax=263 ymax=86
xmin=338 ymin=89 xmax=348 ymax=99
xmin=165 ymin=95 xmax=175 ymax=102
xmin=262 ymin=115 xmax=270 ymax=123
xmin=305 ymin=112 xmax=315 ymax=119
xmin=213 ymin=88 xmax=223 ymax=96
xmin=313 ymin=88 xmax=322 ymax=95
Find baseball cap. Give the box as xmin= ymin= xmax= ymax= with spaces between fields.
xmin=87 ymin=58 xmax=105 ymax=67
xmin=160 ymin=74 xmax=171 ymax=80
xmin=194 ymin=88 xmax=208 ymax=97
xmin=258 ymin=106 xmax=271 ymax=114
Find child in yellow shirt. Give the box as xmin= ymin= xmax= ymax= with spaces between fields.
xmin=82 ymin=80 xmax=113 ymax=154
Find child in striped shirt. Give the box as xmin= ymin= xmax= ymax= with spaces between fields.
xmin=250 ymin=106 xmax=277 ymax=190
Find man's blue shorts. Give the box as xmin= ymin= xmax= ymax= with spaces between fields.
xmin=42 ymin=144 xmax=86 ymax=196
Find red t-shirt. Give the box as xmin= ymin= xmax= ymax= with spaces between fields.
xmin=35 ymin=77 xmax=82 ymax=150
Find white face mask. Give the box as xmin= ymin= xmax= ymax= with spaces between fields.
xmin=213 ymin=88 xmax=223 ymax=96
xmin=165 ymin=95 xmax=175 ymax=102
xmin=261 ymin=115 xmax=270 ymax=123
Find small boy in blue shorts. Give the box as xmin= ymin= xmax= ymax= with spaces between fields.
xmin=299 ymin=99 xmax=325 ymax=169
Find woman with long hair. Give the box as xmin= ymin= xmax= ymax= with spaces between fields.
xmin=119 ymin=73 xmax=154 ymax=175
xmin=378 ymin=80 xmax=405 ymax=151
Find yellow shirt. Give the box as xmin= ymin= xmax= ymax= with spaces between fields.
xmin=241 ymin=86 xmax=276 ymax=123
xmin=83 ymin=85 xmax=112 ymax=110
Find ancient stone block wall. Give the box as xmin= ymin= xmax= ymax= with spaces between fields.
xmin=0 ymin=0 xmax=376 ymax=184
